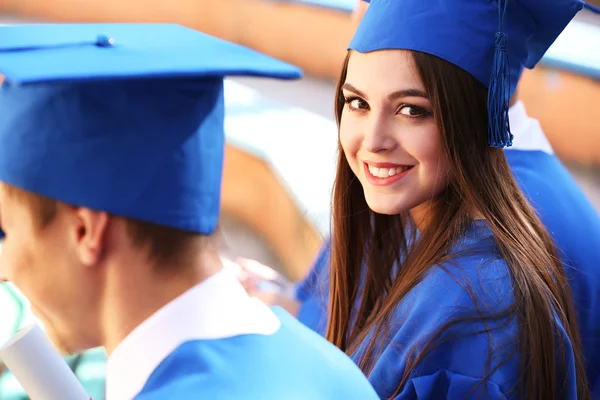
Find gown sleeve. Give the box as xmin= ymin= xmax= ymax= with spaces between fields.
xmin=366 ymin=256 xmax=518 ymax=399
xmin=295 ymin=239 xmax=331 ymax=335
xmin=367 ymin=252 xmax=579 ymax=400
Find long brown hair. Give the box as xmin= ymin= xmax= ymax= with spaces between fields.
xmin=326 ymin=51 xmax=589 ymax=399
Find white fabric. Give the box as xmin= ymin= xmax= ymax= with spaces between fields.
xmin=105 ymin=267 xmax=281 ymax=400
xmin=508 ymin=100 xmax=554 ymax=155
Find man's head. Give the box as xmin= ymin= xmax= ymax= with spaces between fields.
xmin=0 ymin=23 xmax=301 ymax=352
xmin=0 ymin=184 xmax=215 ymax=352
xmin=0 ymin=184 xmax=107 ymax=353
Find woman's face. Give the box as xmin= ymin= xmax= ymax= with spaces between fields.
xmin=339 ymin=50 xmax=450 ymax=222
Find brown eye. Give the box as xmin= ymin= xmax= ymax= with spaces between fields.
xmin=398 ymin=105 xmax=429 ymax=118
xmin=344 ymin=97 xmax=369 ymax=111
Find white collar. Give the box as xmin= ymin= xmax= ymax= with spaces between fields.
xmin=508 ymin=100 xmax=554 ymax=154
xmin=105 ymin=268 xmax=281 ymax=400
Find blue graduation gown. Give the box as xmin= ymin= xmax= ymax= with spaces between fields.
xmin=133 ymin=307 xmax=379 ymax=400
xmin=505 ymin=149 xmax=600 ymax=388
xmin=297 ymin=149 xmax=600 ymax=394
xmin=300 ymin=221 xmax=580 ymax=399
xmin=296 ymin=239 xmax=331 ymax=337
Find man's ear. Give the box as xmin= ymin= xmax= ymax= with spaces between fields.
xmin=72 ymin=208 xmax=109 ymax=267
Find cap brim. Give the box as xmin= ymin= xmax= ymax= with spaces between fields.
xmin=0 ymin=23 xmax=303 ymax=84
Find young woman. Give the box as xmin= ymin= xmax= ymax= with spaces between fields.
xmin=242 ymin=0 xmax=600 ymax=398
xmin=325 ymin=0 xmax=600 ymax=398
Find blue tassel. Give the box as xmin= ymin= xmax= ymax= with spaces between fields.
xmin=487 ymin=0 xmax=513 ymax=148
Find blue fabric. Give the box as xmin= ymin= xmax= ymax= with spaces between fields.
xmin=296 ymin=240 xmax=331 ymax=335
xmin=505 ymin=149 xmax=600 ymax=387
xmin=350 ymin=0 xmax=599 ymax=148
xmin=297 ymin=149 xmax=600 ymax=395
xmin=134 ymin=307 xmax=378 ymax=399
xmin=0 ymin=24 xmax=302 ymax=84
xmin=298 ymin=220 xmax=581 ymax=398
xmin=359 ymin=0 xmax=600 ymax=81
xmin=352 ymin=0 xmax=587 ymax=96
xmin=0 ymin=24 xmax=301 ymax=235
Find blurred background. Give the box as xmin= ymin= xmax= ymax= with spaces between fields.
xmin=0 ymin=1 xmax=599 ymax=398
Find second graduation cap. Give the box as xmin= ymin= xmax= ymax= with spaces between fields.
xmin=0 ymin=23 xmax=302 ymax=236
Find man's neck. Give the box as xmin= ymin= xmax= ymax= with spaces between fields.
xmin=99 ymin=245 xmax=223 ymax=356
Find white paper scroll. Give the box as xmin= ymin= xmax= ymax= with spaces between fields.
xmin=0 ymin=323 xmax=90 ymax=400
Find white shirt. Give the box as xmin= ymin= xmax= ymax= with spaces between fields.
xmin=508 ymin=100 xmax=554 ymax=155
xmin=105 ymin=268 xmax=281 ymax=400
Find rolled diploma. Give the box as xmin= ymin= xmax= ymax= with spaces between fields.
xmin=0 ymin=323 xmax=90 ymax=400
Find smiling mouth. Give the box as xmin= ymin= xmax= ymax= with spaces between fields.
xmin=366 ymin=164 xmax=413 ymax=178
xmin=363 ymin=162 xmax=414 ymax=186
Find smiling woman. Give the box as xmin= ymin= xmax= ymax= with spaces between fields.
xmin=322 ymin=0 xmax=593 ymax=394
xmin=339 ymin=50 xmax=448 ymax=226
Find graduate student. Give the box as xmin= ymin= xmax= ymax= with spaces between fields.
xmin=0 ymin=23 xmax=379 ymax=400
xmin=287 ymin=1 xmax=600 ymax=392
xmin=241 ymin=0 xmax=600 ymax=398
xmin=290 ymin=89 xmax=600 ymax=367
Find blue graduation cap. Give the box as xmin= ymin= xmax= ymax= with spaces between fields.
xmin=351 ymin=0 xmax=600 ymax=148
xmin=0 ymin=23 xmax=302 ymax=236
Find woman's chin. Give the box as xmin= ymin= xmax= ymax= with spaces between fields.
xmin=365 ymin=197 xmax=408 ymax=216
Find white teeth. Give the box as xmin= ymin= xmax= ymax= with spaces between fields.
xmin=367 ymin=165 xmax=410 ymax=178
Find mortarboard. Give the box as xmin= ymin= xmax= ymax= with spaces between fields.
xmin=350 ymin=0 xmax=600 ymax=148
xmin=0 ymin=23 xmax=302 ymax=236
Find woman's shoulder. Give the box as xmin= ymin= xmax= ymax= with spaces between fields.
xmin=370 ymin=222 xmax=520 ymax=398
xmin=396 ymin=252 xmax=514 ymax=340
xmin=411 ymin=220 xmax=514 ymax=314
